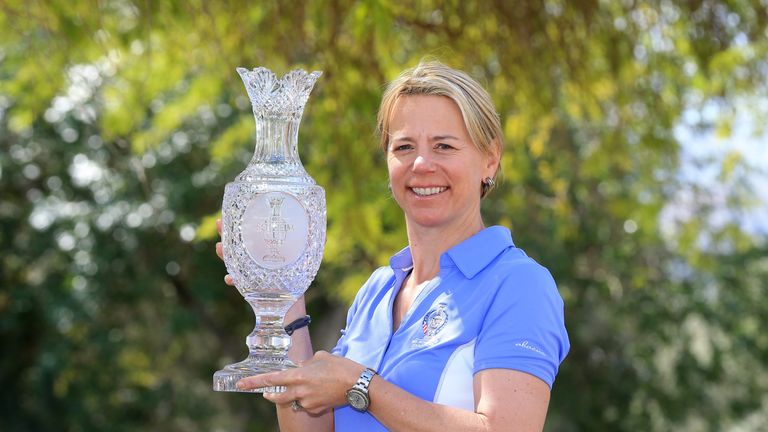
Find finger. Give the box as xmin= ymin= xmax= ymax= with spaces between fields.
xmin=236 ymin=372 xmax=280 ymax=391
xmin=224 ymin=274 xmax=234 ymax=286
xmin=216 ymin=242 xmax=224 ymax=260
xmin=216 ymin=218 xmax=222 ymax=236
xmin=237 ymin=371 xmax=296 ymax=393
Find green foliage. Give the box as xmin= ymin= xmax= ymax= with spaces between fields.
xmin=1 ymin=0 xmax=767 ymax=430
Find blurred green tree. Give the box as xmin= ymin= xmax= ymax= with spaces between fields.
xmin=1 ymin=1 xmax=766 ymax=431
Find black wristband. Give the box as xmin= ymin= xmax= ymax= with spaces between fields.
xmin=284 ymin=315 xmax=311 ymax=336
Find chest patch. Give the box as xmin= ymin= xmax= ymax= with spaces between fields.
xmin=422 ymin=303 xmax=449 ymax=337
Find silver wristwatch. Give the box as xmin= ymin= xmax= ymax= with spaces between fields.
xmin=346 ymin=367 xmax=377 ymax=412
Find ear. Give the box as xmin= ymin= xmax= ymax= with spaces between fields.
xmin=484 ymin=138 xmax=501 ymax=177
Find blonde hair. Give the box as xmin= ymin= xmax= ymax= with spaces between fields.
xmin=376 ymin=60 xmax=503 ymax=196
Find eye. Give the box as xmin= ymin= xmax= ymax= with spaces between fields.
xmin=435 ymin=143 xmax=456 ymax=150
xmin=391 ymin=143 xmax=413 ymax=152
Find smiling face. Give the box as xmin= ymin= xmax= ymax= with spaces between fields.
xmin=387 ymin=95 xmax=499 ymax=233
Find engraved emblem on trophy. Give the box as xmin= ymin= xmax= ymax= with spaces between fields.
xmin=257 ymin=195 xmax=294 ymax=263
xmin=213 ymin=67 xmax=325 ymax=393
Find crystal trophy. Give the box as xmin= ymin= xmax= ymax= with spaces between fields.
xmin=213 ymin=67 xmax=325 ymax=393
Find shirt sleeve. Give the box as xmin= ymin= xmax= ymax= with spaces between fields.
xmin=331 ymin=290 xmax=360 ymax=357
xmin=473 ymin=261 xmax=570 ymax=388
xmin=330 ymin=267 xmax=387 ymax=356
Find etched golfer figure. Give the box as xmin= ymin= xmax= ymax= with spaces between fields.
xmin=259 ymin=195 xmax=293 ymax=264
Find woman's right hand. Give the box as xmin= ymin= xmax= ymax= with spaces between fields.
xmin=215 ymin=218 xmax=235 ymax=286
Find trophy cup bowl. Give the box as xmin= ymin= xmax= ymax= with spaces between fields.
xmin=213 ymin=67 xmax=325 ymax=393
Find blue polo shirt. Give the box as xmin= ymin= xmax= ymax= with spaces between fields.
xmin=331 ymin=226 xmax=569 ymax=431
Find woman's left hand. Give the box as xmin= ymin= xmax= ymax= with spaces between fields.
xmin=237 ymin=351 xmax=364 ymax=416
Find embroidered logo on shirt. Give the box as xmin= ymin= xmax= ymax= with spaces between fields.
xmin=515 ymin=340 xmax=546 ymax=356
xmin=411 ymin=303 xmax=450 ymax=348
xmin=422 ymin=303 xmax=448 ymax=337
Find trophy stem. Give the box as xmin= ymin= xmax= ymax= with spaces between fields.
xmin=213 ymin=293 xmax=297 ymax=393
xmin=246 ymin=295 xmax=293 ymax=356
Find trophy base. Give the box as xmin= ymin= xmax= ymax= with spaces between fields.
xmin=213 ymin=355 xmax=297 ymax=393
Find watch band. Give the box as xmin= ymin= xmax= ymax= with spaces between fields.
xmin=353 ymin=368 xmax=376 ymax=391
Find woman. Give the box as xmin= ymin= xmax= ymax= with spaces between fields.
xmin=219 ymin=61 xmax=570 ymax=431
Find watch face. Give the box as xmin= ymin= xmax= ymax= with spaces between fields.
xmin=347 ymin=389 xmax=368 ymax=411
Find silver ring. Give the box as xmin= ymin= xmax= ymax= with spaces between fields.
xmin=291 ymin=400 xmax=303 ymax=412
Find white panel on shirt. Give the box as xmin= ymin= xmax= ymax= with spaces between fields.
xmin=432 ymin=339 xmax=476 ymax=411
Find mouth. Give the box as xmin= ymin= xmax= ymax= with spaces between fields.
xmin=410 ymin=186 xmax=448 ymax=197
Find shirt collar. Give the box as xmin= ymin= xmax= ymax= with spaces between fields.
xmin=389 ymin=226 xmax=515 ymax=279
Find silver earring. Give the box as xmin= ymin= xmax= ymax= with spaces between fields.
xmin=481 ymin=177 xmax=495 ymax=197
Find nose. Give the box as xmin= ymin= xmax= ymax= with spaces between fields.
xmin=412 ymin=153 xmax=436 ymax=173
